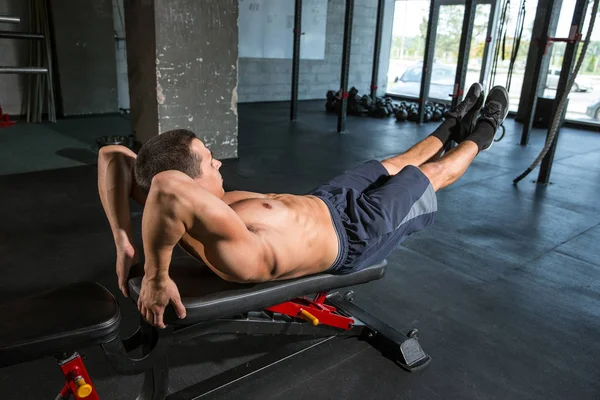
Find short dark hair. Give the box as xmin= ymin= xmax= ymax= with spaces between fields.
xmin=134 ymin=129 xmax=202 ymax=194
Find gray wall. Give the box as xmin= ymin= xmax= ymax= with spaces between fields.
xmin=113 ymin=0 xmax=129 ymax=110
xmin=50 ymin=0 xmax=118 ymax=115
xmin=1 ymin=0 xmax=394 ymax=117
xmin=112 ymin=0 xmax=394 ymax=107
xmin=237 ymin=0 xmax=395 ymax=102
xmin=0 ymin=0 xmax=30 ymax=115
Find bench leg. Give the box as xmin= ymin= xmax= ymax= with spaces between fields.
xmin=137 ymin=319 xmax=170 ymax=400
xmin=326 ymin=291 xmax=431 ymax=371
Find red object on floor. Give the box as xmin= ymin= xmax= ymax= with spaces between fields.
xmin=0 ymin=104 xmax=15 ymax=128
xmin=266 ymin=296 xmax=355 ymax=330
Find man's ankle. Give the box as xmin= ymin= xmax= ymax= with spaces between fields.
xmin=465 ymin=120 xmax=496 ymax=152
xmin=429 ymin=117 xmax=459 ymax=144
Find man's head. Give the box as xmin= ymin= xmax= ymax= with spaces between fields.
xmin=134 ymin=129 xmax=224 ymax=197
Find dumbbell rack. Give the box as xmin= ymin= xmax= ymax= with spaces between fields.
xmin=0 ymin=5 xmax=56 ymax=123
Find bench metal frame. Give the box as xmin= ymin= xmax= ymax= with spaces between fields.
xmin=97 ymin=290 xmax=430 ymax=400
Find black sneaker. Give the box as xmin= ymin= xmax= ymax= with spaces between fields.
xmin=476 ymin=86 xmax=509 ymax=151
xmin=478 ymin=85 xmax=509 ymax=134
xmin=445 ymin=82 xmax=484 ymax=121
xmin=447 ymin=83 xmax=484 ymax=144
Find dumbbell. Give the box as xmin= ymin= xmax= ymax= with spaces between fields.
xmin=395 ymin=107 xmax=408 ymax=122
xmin=375 ymin=105 xmax=388 ymax=118
xmin=325 ymin=90 xmax=336 ymax=112
xmin=360 ymin=95 xmax=373 ymax=108
xmin=385 ymin=102 xmax=395 ymax=116
xmin=431 ymin=103 xmax=444 ymax=122
xmin=407 ymin=106 xmax=419 ymax=122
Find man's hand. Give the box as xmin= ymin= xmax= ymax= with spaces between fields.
xmin=137 ymin=275 xmax=187 ymax=328
xmin=116 ymin=239 xmax=139 ymax=297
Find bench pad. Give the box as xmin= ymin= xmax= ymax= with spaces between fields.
xmin=0 ymin=282 xmax=121 ymax=368
xmin=128 ymin=259 xmax=386 ymax=324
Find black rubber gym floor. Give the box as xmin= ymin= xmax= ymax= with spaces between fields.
xmin=1 ymin=101 xmax=600 ymax=399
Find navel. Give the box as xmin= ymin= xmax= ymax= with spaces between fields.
xmin=262 ymin=202 xmax=272 ymax=210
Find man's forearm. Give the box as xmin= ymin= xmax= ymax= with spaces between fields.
xmin=98 ymin=146 xmax=136 ymax=244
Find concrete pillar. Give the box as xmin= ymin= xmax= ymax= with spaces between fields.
xmin=124 ymin=0 xmax=238 ymax=159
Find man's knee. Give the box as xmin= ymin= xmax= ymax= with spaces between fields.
xmin=381 ymin=159 xmax=417 ymax=176
xmin=420 ymin=162 xmax=444 ymax=176
xmin=381 ymin=159 xmax=401 ymax=175
xmin=419 ymin=163 xmax=445 ymax=191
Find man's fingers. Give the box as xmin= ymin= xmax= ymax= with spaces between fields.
xmin=119 ymin=282 xmax=129 ymax=298
xmin=138 ymin=304 xmax=151 ymax=326
xmin=144 ymin=309 xmax=154 ymax=326
xmin=154 ymin=309 xmax=166 ymax=329
xmin=173 ymin=297 xmax=187 ymax=320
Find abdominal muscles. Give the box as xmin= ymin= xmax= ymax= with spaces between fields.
xmin=230 ymin=195 xmax=338 ymax=279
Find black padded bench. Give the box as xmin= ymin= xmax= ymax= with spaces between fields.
xmin=0 ymin=259 xmax=430 ymax=399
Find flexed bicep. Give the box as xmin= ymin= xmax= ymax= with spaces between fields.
xmin=187 ymin=200 xmax=271 ymax=282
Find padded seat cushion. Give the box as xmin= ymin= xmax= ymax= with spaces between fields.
xmin=128 ymin=258 xmax=386 ymax=324
xmin=0 ymin=282 xmax=121 ymax=368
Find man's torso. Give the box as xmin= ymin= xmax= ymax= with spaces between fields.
xmin=178 ymin=191 xmax=340 ymax=280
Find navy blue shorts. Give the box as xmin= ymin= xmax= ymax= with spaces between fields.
xmin=310 ymin=160 xmax=437 ymax=274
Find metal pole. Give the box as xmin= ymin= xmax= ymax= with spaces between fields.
xmin=290 ymin=0 xmax=302 ymax=121
xmin=452 ymin=0 xmax=476 ymax=108
xmin=0 ymin=31 xmax=44 ymax=40
xmin=418 ymin=3 xmax=439 ymax=124
xmin=0 ymin=15 xmax=20 ymax=24
xmin=370 ymin=0 xmax=385 ymax=101
xmin=519 ymin=0 xmax=561 ymax=145
xmin=537 ymin=0 xmax=588 ymax=184
xmin=337 ymin=0 xmax=355 ymax=133
xmin=0 ymin=67 xmax=48 ymax=73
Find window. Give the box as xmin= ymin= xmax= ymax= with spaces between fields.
xmin=543 ymin=0 xmax=600 ymax=125
xmin=487 ymin=0 xmax=539 ymax=111
xmin=386 ymin=0 xmax=431 ymax=98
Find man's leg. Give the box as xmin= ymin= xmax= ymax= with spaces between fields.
xmin=381 ymin=83 xmax=484 ymax=175
xmin=381 ymin=136 xmax=445 ymax=175
xmin=419 ymin=86 xmax=509 ymax=191
xmin=419 ymin=141 xmax=478 ymax=191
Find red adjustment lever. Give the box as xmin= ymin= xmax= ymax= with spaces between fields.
xmin=57 ymin=353 xmax=99 ymax=400
xmin=266 ymin=297 xmax=355 ymax=330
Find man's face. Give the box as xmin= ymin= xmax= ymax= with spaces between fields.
xmin=191 ymin=139 xmax=224 ymax=198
